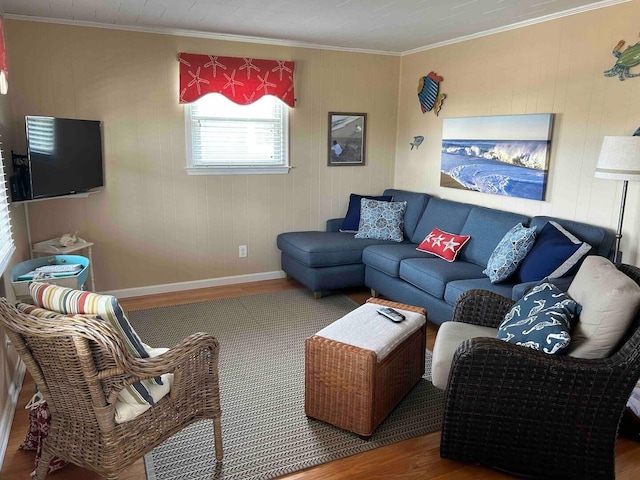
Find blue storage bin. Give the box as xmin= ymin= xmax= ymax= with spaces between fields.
xmin=10 ymin=255 xmax=90 ymax=301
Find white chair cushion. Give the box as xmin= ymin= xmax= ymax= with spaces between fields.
xmin=567 ymin=256 xmax=640 ymax=359
xmin=115 ymin=347 xmax=174 ymax=424
xmin=431 ymin=321 xmax=497 ymax=390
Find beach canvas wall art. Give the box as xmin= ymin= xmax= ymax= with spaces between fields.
xmin=440 ymin=113 xmax=554 ymax=200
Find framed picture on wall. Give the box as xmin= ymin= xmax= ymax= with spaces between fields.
xmin=440 ymin=113 xmax=554 ymax=201
xmin=328 ymin=112 xmax=366 ymax=166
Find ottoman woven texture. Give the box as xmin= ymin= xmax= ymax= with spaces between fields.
xmin=305 ymin=298 xmax=426 ymax=436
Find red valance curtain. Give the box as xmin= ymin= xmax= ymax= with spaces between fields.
xmin=179 ymin=53 xmax=295 ymax=107
xmin=0 ymin=17 xmax=8 ymax=95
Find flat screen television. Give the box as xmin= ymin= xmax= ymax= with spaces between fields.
xmin=11 ymin=116 xmax=104 ymax=201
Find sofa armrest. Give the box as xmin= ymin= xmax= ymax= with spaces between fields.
xmin=326 ymin=218 xmax=344 ymax=232
xmin=451 ymin=289 xmax=514 ymax=328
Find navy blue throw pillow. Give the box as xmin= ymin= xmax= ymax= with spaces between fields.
xmin=339 ymin=194 xmax=393 ymax=233
xmin=515 ymin=221 xmax=591 ymax=283
xmin=497 ymin=281 xmax=581 ymax=355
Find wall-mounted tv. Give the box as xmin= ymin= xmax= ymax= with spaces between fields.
xmin=11 ymin=116 xmax=104 ymax=202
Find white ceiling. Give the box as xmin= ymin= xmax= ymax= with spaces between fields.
xmin=0 ymin=0 xmax=629 ymax=54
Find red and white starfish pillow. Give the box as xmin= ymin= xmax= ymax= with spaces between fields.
xmin=416 ymin=228 xmax=470 ymax=262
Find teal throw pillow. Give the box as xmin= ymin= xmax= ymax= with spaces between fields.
xmin=483 ymin=223 xmax=537 ymax=283
xmin=497 ymin=281 xmax=581 ymax=355
xmin=354 ymin=198 xmax=407 ymax=242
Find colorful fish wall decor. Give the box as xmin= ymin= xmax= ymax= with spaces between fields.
xmin=410 ymin=136 xmax=424 ymax=150
xmin=417 ymin=72 xmax=446 ymax=116
xmin=604 ymin=38 xmax=640 ymax=81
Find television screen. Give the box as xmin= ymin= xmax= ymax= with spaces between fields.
xmin=20 ymin=116 xmax=104 ymax=200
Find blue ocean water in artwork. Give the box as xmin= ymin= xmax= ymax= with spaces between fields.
xmin=441 ymin=139 xmax=549 ymax=200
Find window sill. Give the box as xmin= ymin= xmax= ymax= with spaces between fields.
xmin=186 ymin=166 xmax=291 ymax=176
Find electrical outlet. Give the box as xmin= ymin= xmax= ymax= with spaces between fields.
xmin=239 ymin=245 xmax=248 ymax=258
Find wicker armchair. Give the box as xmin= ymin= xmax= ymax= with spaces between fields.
xmin=0 ymin=298 xmax=223 ymax=480
xmin=439 ymin=263 xmax=640 ymax=480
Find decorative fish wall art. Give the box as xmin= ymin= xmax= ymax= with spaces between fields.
xmin=410 ymin=136 xmax=424 ymax=150
xmin=604 ymin=37 xmax=640 ymax=81
xmin=417 ymin=71 xmax=446 ymax=116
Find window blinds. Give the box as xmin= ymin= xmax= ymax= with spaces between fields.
xmin=188 ymin=94 xmax=288 ymax=167
xmin=0 ymin=143 xmax=15 ymax=276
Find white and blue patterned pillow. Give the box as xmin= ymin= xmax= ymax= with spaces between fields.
xmin=354 ymin=198 xmax=407 ymax=242
xmin=483 ymin=223 xmax=537 ymax=283
xmin=497 ymin=281 xmax=581 ymax=355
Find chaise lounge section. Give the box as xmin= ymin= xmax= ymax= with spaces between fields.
xmin=277 ymin=190 xmax=430 ymax=297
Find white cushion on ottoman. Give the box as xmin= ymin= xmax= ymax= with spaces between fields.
xmin=431 ymin=321 xmax=497 ymax=390
xmin=315 ymin=303 xmax=425 ymax=360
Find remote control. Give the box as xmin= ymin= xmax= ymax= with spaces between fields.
xmin=377 ymin=307 xmax=406 ymax=323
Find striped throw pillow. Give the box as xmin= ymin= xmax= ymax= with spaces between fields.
xmin=15 ymin=302 xmax=102 ymax=322
xmin=28 ymin=282 xmax=163 ymax=410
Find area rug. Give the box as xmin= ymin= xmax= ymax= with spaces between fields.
xmin=127 ymin=289 xmax=445 ymax=480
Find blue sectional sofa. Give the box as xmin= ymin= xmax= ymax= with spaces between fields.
xmin=276 ymin=189 xmax=614 ymax=325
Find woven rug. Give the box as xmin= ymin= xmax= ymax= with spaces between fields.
xmin=127 ymin=289 xmax=445 ymax=480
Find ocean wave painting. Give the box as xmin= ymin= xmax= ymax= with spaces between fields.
xmin=441 ymin=114 xmax=553 ymax=201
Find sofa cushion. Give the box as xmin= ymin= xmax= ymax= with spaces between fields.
xmin=459 ymin=207 xmax=530 ymax=267
xmin=355 ymin=199 xmax=407 ymax=242
xmin=416 ymin=228 xmax=470 ymax=262
xmin=431 ymin=321 xmax=497 ymax=389
xmin=399 ymin=258 xmax=486 ymax=299
xmin=515 ymin=221 xmax=592 ymax=283
xmin=362 ymin=244 xmax=430 ymax=277
xmin=483 ymin=223 xmax=537 ymax=283
xmin=277 ymin=231 xmax=399 ymax=267
xmin=497 ymin=281 xmax=581 ymax=354
xmin=382 ymin=189 xmax=430 ymax=240
xmin=529 ymin=216 xmax=614 ymax=258
xmin=444 ymin=277 xmax=517 ymax=306
xmin=339 ymin=193 xmax=393 ymax=233
xmin=410 ymin=198 xmax=473 ymax=244
xmin=567 ymin=256 xmax=640 ymax=359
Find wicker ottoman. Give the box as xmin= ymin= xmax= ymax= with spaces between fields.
xmin=305 ymin=298 xmax=426 ymax=437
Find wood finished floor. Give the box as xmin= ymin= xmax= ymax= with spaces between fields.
xmin=2 ymin=278 xmax=640 ymax=480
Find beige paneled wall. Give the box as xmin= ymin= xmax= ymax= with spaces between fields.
xmin=395 ymin=1 xmax=640 ymax=264
xmin=5 ymin=21 xmax=399 ymax=291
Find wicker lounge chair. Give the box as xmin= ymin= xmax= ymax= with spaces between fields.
xmin=439 ymin=263 xmax=640 ymax=479
xmin=0 ymin=298 xmax=223 ymax=480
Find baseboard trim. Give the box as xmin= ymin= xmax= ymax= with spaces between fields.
xmin=0 ymin=358 xmax=26 ymax=471
xmin=102 ymin=270 xmax=287 ymax=299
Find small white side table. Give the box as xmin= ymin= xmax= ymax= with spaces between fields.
xmin=31 ymin=238 xmax=96 ymax=292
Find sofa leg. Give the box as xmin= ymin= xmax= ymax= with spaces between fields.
xmin=313 ymin=291 xmax=322 ymax=299
xmin=285 ymin=273 xmax=292 ymax=280
xmin=370 ymin=289 xmax=380 ymax=298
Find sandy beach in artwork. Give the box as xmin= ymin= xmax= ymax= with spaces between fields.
xmin=440 ymin=171 xmax=467 ymax=190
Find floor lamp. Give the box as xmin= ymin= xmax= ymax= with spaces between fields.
xmin=595 ymin=136 xmax=640 ymax=263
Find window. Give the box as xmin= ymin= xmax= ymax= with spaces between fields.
xmin=185 ymin=94 xmax=289 ymax=175
xmin=0 ymin=143 xmax=15 ymax=276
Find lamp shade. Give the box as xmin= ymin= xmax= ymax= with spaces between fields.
xmin=595 ymin=136 xmax=640 ymax=181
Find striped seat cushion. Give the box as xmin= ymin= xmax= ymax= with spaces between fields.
xmin=26 ymin=282 xmax=171 ymax=423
